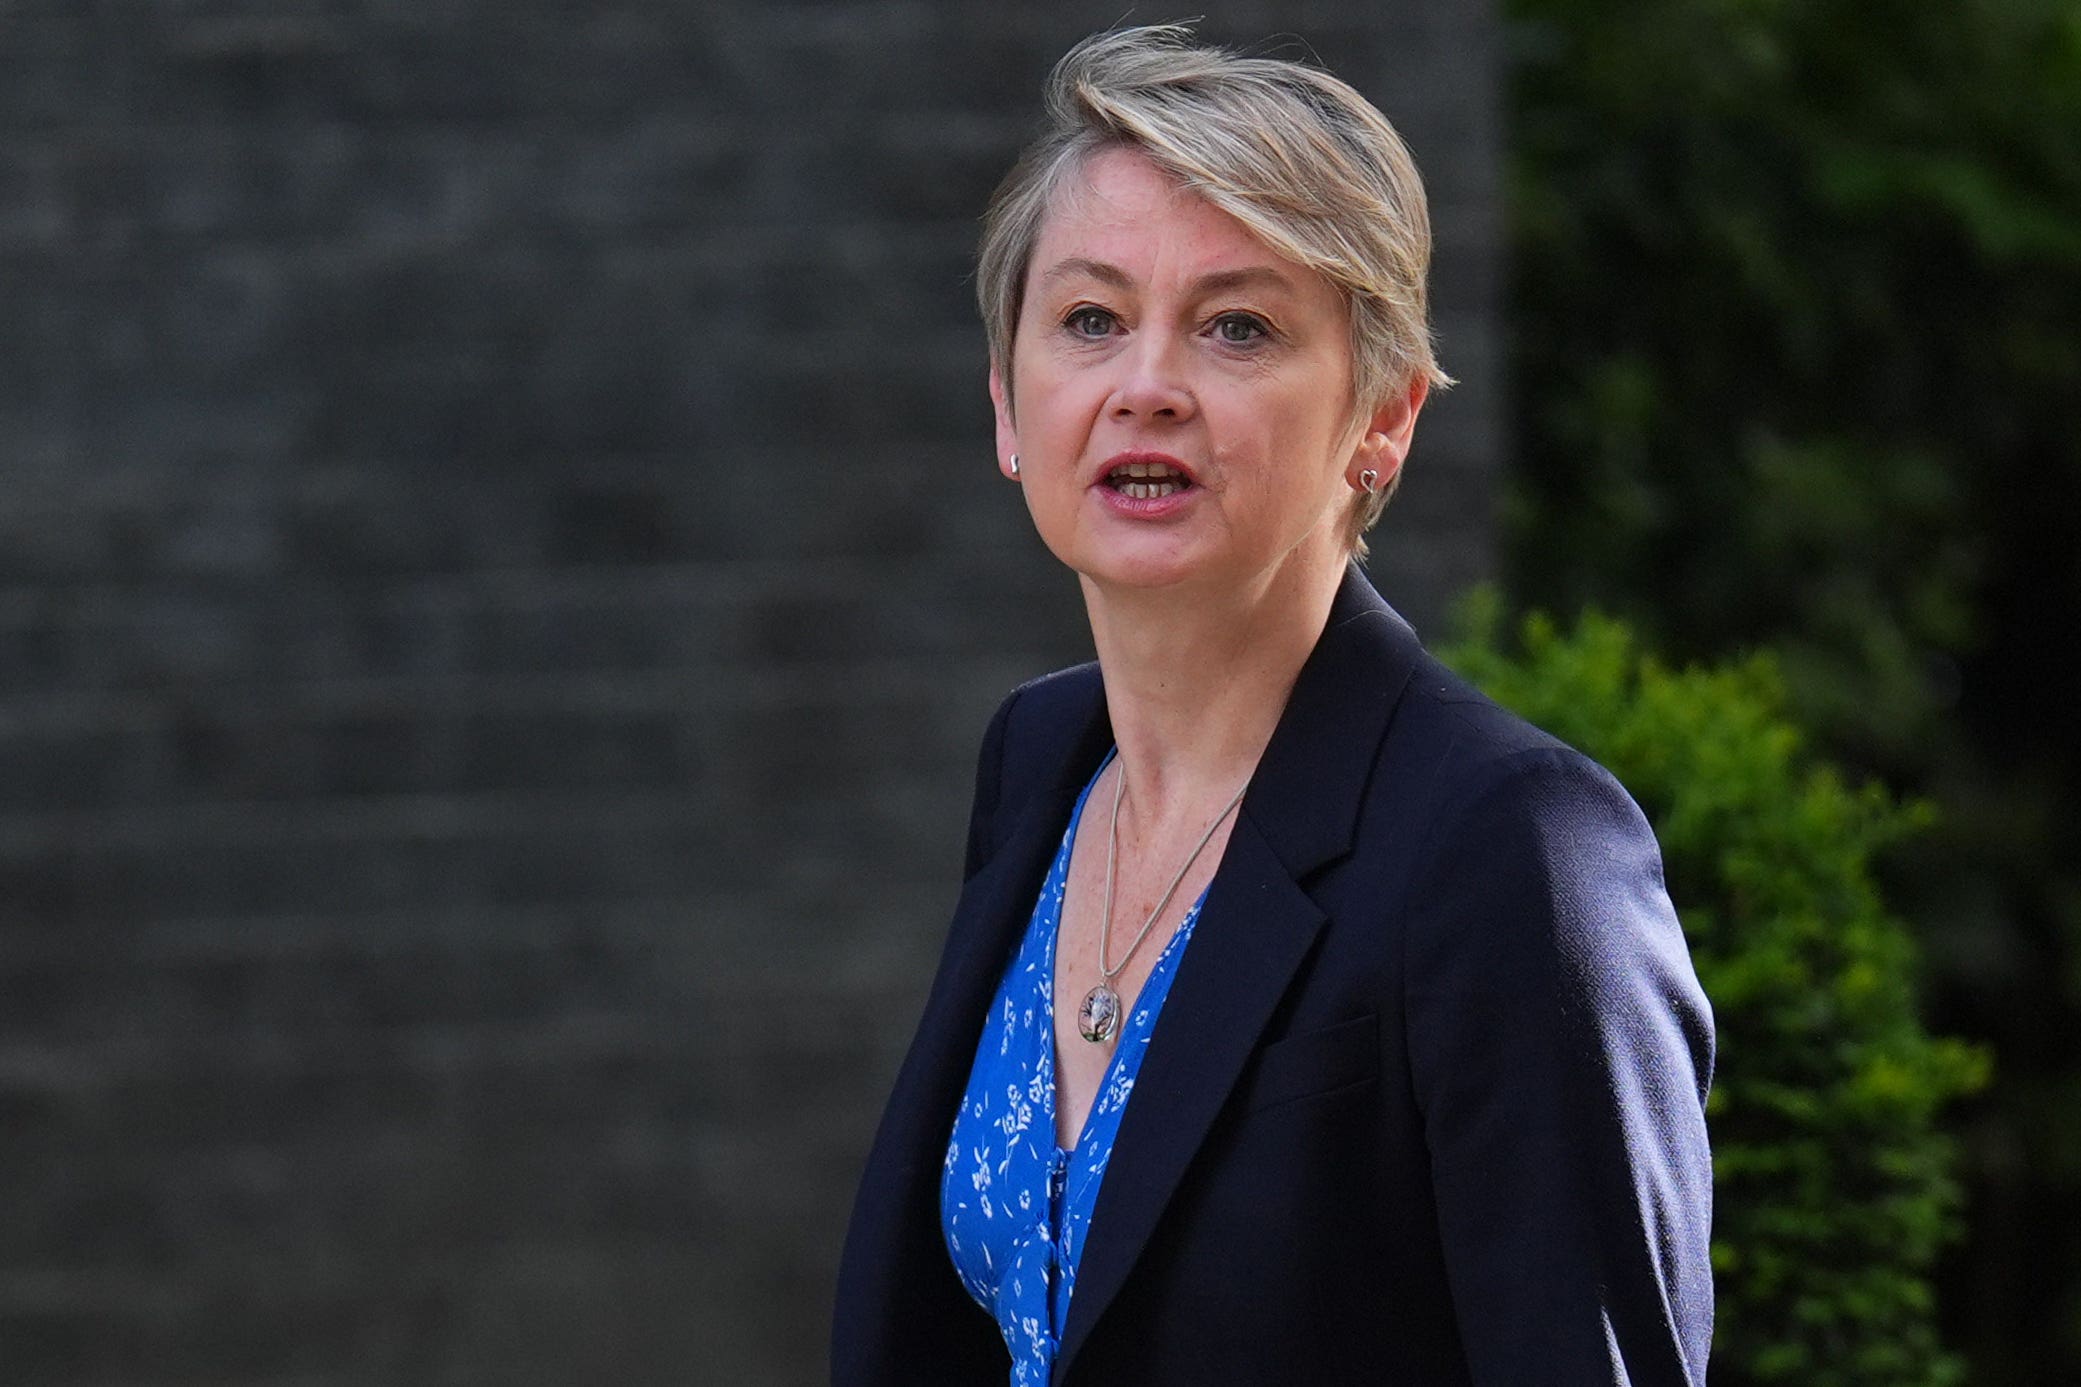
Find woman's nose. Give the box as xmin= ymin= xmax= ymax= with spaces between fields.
xmin=1107 ymin=332 xmax=1196 ymax=422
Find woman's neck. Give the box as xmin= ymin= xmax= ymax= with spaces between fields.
xmin=1080 ymin=545 xmax=1346 ymax=820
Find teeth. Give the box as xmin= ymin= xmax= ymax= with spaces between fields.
xmin=1122 ymin=481 xmax=1181 ymax=499
xmin=1118 ymin=461 xmax=1180 ymax=480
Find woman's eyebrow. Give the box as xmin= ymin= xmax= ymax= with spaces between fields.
xmin=1037 ymin=257 xmax=1134 ymax=292
xmin=1036 ymin=259 xmax=1298 ymax=297
xmin=1189 ymin=266 xmax=1298 ymax=298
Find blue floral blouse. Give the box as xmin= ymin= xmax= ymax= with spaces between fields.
xmin=940 ymin=752 xmax=1207 ymax=1387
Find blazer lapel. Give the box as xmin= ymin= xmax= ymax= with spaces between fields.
xmin=1057 ymin=814 xmax=1328 ymax=1373
xmin=838 ymin=669 xmax=1117 ymax=1380
xmin=1054 ymin=565 xmax=1424 ymax=1376
xmin=891 ymin=781 xmax=1078 ymax=1172
xmin=834 ymin=780 xmax=1082 ymax=1374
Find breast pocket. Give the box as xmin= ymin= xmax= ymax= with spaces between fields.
xmin=1237 ymin=1012 xmax=1380 ymax=1115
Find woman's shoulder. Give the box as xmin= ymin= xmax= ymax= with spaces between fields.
xmin=986 ymin=661 xmax=1108 ymax=789
xmin=960 ymin=662 xmax=1109 ymax=877
xmin=997 ymin=661 xmax=1106 ymax=735
xmin=1376 ymin=646 xmax=1652 ymax=848
xmin=1401 ymin=646 xmax=1573 ymax=758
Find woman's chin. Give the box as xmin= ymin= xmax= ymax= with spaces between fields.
xmin=1047 ymin=507 xmax=1345 ymax=600
xmin=1065 ymin=541 xmax=1231 ymax=595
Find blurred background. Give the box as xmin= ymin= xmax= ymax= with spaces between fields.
xmin=0 ymin=3 xmax=1500 ymax=1382
xmin=0 ymin=1 xmax=2072 ymax=1384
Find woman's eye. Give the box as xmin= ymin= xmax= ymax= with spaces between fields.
xmin=1065 ymin=307 xmax=1117 ymax=338
xmin=1212 ymin=313 xmax=1269 ymax=344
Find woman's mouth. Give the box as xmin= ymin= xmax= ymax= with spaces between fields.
xmin=1104 ymin=460 xmax=1194 ymax=499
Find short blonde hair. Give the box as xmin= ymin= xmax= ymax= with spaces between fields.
xmin=977 ymin=24 xmax=1451 ymax=550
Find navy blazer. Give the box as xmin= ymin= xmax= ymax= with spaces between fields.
xmin=833 ymin=568 xmax=1714 ymax=1385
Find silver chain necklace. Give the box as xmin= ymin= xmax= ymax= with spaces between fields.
xmin=1076 ymin=764 xmax=1248 ymax=1045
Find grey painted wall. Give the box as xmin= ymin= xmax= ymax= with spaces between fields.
xmin=0 ymin=3 xmax=1501 ymax=1382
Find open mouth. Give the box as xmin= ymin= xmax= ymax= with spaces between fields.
xmin=1104 ymin=460 xmax=1194 ymax=499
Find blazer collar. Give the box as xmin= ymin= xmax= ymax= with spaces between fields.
xmin=1241 ymin=563 xmax=1426 ymax=880
xmin=1056 ymin=563 xmax=1425 ymax=1374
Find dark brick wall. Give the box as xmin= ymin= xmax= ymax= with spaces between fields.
xmin=0 ymin=3 xmax=1501 ymax=1382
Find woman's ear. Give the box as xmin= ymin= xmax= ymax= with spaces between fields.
xmin=1353 ymin=376 xmax=1429 ymax=490
xmin=989 ymin=366 xmax=1020 ymax=480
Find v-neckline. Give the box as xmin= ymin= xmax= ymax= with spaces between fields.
xmin=1043 ymin=748 xmax=1206 ymax=1158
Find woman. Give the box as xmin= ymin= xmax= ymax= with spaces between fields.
xmin=834 ymin=26 xmax=1713 ymax=1386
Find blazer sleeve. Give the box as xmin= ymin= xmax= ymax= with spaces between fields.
xmin=1401 ymin=747 xmax=1715 ymax=1386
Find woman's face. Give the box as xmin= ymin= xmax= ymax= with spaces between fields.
xmin=992 ymin=146 xmax=1417 ymax=598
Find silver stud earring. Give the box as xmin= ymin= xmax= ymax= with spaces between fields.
xmin=1357 ymin=467 xmax=1380 ymax=494
xmin=1008 ymin=454 xmax=1021 ymax=478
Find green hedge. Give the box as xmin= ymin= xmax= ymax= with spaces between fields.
xmin=1441 ymin=595 xmax=1988 ymax=1385
xmin=1501 ymin=1 xmax=2081 ymax=1376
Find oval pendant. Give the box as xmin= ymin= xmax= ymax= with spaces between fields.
xmin=1077 ymin=984 xmax=1122 ymax=1044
